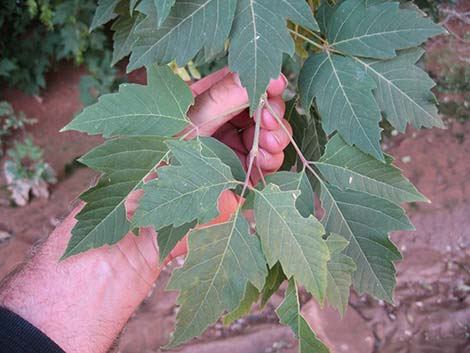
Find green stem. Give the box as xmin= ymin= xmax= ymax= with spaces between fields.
xmin=240 ymin=98 xmax=264 ymax=199
xmin=288 ymin=28 xmax=325 ymax=51
xmin=303 ymin=27 xmax=327 ymax=44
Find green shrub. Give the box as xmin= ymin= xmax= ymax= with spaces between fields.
xmin=0 ymin=0 xmax=113 ymax=95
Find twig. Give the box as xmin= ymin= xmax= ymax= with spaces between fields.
xmin=240 ymin=98 xmax=265 ymax=199
xmin=256 ymin=162 xmax=267 ymax=187
xmin=302 ymin=27 xmax=327 ymax=44
xmin=288 ymin=28 xmax=325 ymax=51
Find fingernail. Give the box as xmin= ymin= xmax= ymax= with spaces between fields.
xmin=233 ymin=73 xmax=243 ymax=88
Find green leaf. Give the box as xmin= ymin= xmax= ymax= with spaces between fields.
xmin=286 ymin=100 xmax=327 ymax=167
xmin=228 ymin=0 xmax=294 ymax=113
xmin=128 ymin=0 xmax=236 ymax=71
xmin=276 ymin=0 xmax=319 ymax=31
xmin=134 ymin=139 xmax=237 ymax=229
xmin=300 ymin=52 xmax=383 ymax=160
xmin=354 ymin=48 xmax=444 ymax=132
xmin=286 ymin=100 xmax=327 ymax=192
xmin=166 ymin=210 xmax=267 ymax=347
xmin=224 ymin=282 xmax=260 ymax=325
xmin=316 ymin=1 xmax=335 ymax=34
xmin=199 ymin=137 xmax=246 ymax=182
xmin=255 ymin=184 xmax=330 ymax=302
xmin=319 ymin=184 xmax=414 ymax=302
xmin=261 ymin=262 xmax=286 ymax=307
xmin=111 ymin=11 xmax=143 ymax=65
xmin=157 ymin=221 xmax=196 ymax=265
xmin=130 ymin=0 xmax=139 ymax=13
xmin=62 ymin=65 xmax=193 ymax=138
xmin=276 ymin=279 xmax=330 ymax=353
xmin=61 ymin=136 xmax=169 ymax=259
xmin=315 ymin=134 xmax=428 ymax=203
xmin=327 ymin=0 xmax=446 ymax=59
xmin=91 ymin=0 xmax=120 ymax=31
xmin=265 ymin=171 xmax=315 ymax=218
xmin=154 ymin=0 xmax=176 ymax=27
xmin=325 ymin=234 xmax=356 ymax=316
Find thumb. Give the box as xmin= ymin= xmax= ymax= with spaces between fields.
xmin=187 ymin=72 xmax=249 ymax=136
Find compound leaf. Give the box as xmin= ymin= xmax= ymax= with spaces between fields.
xmin=167 ymin=211 xmax=267 ymax=347
xmin=255 ymin=184 xmax=330 ymax=302
xmin=63 ymin=65 xmax=193 ymax=138
xmin=62 ymin=136 xmax=169 ymax=259
xmin=300 ymin=52 xmax=383 ymax=160
xmin=354 ymin=48 xmax=444 ymax=132
xmin=128 ymin=0 xmax=236 ymax=71
xmin=325 ymin=234 xmax=356 ymax=316
xmin=327 ymin=0 xmax=446 ymax=59
xmin=320 ymin=184 xmax=414 ymax=302
xmin=277 ymin=279 xmax=330 ymax=353
xmin=315 ymin=134 xmax=428 ymax=203
xmin=134 ymin=138 xmax=237 ymax=229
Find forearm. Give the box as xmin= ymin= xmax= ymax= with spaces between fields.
xmin=0 ymin=206 xmax=160 ymax=353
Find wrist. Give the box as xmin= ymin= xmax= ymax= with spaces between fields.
xmin=0 ymin=210 xmax=161 ymax=353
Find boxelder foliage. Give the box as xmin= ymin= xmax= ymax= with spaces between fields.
xmin=62 ymin=0 xmax=445 ymax=350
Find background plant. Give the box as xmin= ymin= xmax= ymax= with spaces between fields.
xmin=3 ymin=137 xmax=56 ymax=206
xmin=61 ymin=0 xmax=446 ymax=350
xmin=0 ymin=101 xmax=36 ymax=156
xmin=0 ymin=0 xmax=118 ymax=99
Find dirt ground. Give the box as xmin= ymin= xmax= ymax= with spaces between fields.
xmin=0 ymin=5 xmax=469 ymax=352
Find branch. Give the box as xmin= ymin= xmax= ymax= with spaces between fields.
xmin=241 ymin=98 xmax=265 ymax=198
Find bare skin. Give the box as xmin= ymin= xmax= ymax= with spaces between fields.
xmin=0 ymin=68 xmax=292 ymax=353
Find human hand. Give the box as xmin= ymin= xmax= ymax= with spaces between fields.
xmin=0 ymin=68 xmax=292 ymax=353
xmin=186 ymin=67 xmax=292 ymax=185
xmin=124 ymin=67 xmax=293 ymax=272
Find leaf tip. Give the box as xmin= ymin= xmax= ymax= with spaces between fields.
xmin=59 ymin=124 xmax=71 ymax=133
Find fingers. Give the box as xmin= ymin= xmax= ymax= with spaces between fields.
xmin=213 ymin=124 xmax=248 ymax=154
xmin=187 ymin=72 xmax=248 ymax=136
xmin=267 ymin=74 xmax=288 ymax=97
xmin=187 ymin=69 xmax=288 ymax=137
xmin=261 ymin=97 xmax=285 ymax=130
xmin=257 ymin=149 xmax=285 ymax=171
xmin=242 ymin=119 xmax=292 ymax=155
xmin=258 ymin=119 xmax=292 ymax=154
xmin=189 ymin=67 xmax=230 ymax=96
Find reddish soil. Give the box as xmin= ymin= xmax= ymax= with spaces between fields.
xmin=0 ymin=6 xmax=469 ymax=351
